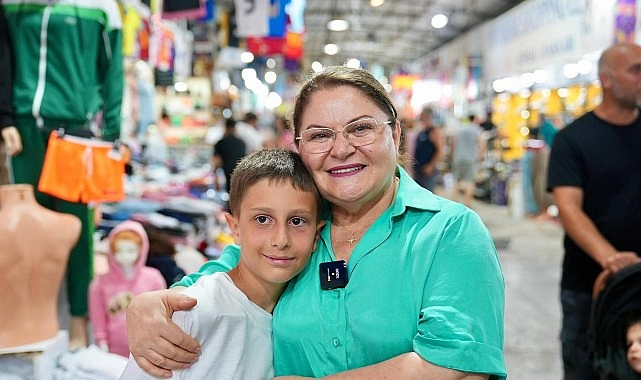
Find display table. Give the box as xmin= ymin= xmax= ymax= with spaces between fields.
xmin=0 ymin=330 xmax=68 ymax=380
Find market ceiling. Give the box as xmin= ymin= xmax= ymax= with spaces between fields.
xmin=302 ymin=0 xmax=527 ymax=72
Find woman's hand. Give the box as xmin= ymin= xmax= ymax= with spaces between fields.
xmin=126 ymin=288 xmax=201 ymax=378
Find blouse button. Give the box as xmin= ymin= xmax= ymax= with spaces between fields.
xmin=332 ymin=338 xmax=341 ymax=347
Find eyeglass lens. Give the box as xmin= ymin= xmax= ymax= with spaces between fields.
xmin=300 ymin=118 xmax=381 ymax=153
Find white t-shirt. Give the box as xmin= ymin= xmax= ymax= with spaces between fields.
xmin=120 ymin=272 xmax=274 ymax=380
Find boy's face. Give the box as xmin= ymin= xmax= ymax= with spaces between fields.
xmin=225 ymin=178 xmax=323 ymax=286
xmin=627 ymin=322 xmax=641 ymax=373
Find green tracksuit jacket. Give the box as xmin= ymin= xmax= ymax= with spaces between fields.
xmin=1 ymin=0 xmax=123 ymax=317
xmin=2 ymin=0 xmax=123 ymax=139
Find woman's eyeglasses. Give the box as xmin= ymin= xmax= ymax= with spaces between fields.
xmin=296 ymin=117 xmax=392 ymax=154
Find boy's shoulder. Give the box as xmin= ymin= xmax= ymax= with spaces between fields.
xmin=183 ymin=272 xmax=232 ymax=296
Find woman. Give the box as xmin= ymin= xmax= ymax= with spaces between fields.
xmin=126 ymin=66 xmax=506 ymax=379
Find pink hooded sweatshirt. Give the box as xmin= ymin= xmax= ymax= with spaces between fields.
xmin=88 ymin=220 xmax=166 ymax=357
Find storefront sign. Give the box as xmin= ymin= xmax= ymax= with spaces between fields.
xmin=484 ymin=0 xmax=616 ymax=79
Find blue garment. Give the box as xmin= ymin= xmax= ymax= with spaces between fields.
xmin=414 ymin=127 xmax=437 ymax=168
xmin=136 ymin=80 xmax=155 ymax=139
xmin=522 ymin=152 xmax=539 ymax=215
xmin=539 ymin=120 xmax=557 ymax=147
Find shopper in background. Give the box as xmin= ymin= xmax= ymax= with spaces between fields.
xmin=212 ymin=118 xmax=246 ymax=195
xmin=530 ymin=114 xmax=558 ymax=220
xmin=126 ymin=65 xmax=506 ymax=380
xmin=480 ymin=111 xmax=497 ymax=133
xmin=142 ymin=223 xmax=186 ymax=288
xmin=547 ymin=42 xmax=641 ymax=380
xmin=538 ymin=113 xmax=558 ymax=148
xmin=234 ymin=111 xmax=264 ymax=153
xmin=412 ymin=107 xmax=444 ymax=192
xmin=450 ymin=114 xmax=484 ymax=208
xmin=399 ymin=116 xmax=418 ymax=177
xmin=479 ymin=111 xmax=498 ymax=160
xmin=89 ymin=220 xmax=166 ymax=358
xmin=121 ymin=148 xmax=324 ymax=379
xmin=0 ymin=0 xmax=124 ymax=348
xmin=272 ymin=114 xmax=297 ymax=151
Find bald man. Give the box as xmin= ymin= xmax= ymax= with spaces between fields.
xmin=548 ymin=42 xmax=641 ymax=380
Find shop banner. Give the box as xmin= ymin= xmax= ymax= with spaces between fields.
xmin=246 ymin=36 xmax=286 ymax=56
xmin=269 ymin=0 xmax=289 ymax=37
xmin=284 ymin=30 xmax=303 ymax=59
xmin=615 ymin=0 xmax=636 ymax=42
xmin=234 ymin=0 xmax=270 ymax=37
xmin=483 ymin=0 xmax=616 ymax=79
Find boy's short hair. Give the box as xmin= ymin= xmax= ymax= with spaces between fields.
xmin=228 ymin=148 xmax=321 ymax=217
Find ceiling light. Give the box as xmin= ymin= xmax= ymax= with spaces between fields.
xmin=174 ymin=81 xmax=188 ymax=92
xmin=266 ymin=58 xmax=276 ymax=69
xmin=346 ymin=58 xmax=361 ymax=68
xmin=311 ymin=61 xmax=324 ymax=72
xmin=327 ymin=19 xmax=349 ymax=31
xmin=533 ymin=69 xmax=548 ymax=83
xmin=370 ymin=0 xmax=384 ymax=7
xmin=577 ymin=59 xmax=592 ymax=75
xmin=563 ymin=63 xmax=579 ymax=79
xmin=240 ymin=51 xmax=254 ymax=63
xmin=431 ymin=14 xmax=448 ymax=29
xmin=264 ymin=71 xmax=277 ymax=84
xmin=265 ymin=92 xmax=282 ymax=110
xmin=324 ymin=43 xmax=339 ymax=55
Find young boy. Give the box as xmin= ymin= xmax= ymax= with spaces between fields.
xmin=120 ymin=149 xmax=323 ymax=379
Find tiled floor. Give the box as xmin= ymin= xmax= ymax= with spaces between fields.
xmin=473 ymin=199 xmax=564 ymax=379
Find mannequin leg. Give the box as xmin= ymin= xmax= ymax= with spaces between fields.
xmin=59 ymin=200 xmax=94 ymax=348
xmin=69 ymin=316 xmax=89 ymax=349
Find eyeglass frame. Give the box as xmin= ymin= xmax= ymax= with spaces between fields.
xmin=295 ymin=117 xmax=394 ymax=153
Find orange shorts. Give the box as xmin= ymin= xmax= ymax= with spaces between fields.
xmin=38 ymin=131 xmax=125 ymax=203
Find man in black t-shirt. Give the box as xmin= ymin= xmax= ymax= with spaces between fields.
xmin=548 ymin=42 xmax=641 ymax=380
xmin=213 ymin=118 xmax=246 ymax=195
